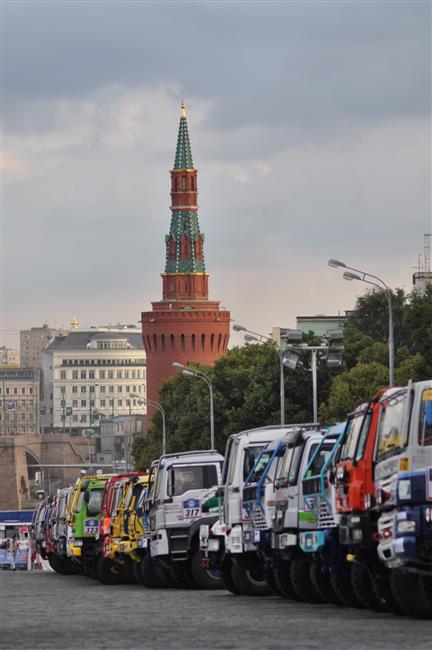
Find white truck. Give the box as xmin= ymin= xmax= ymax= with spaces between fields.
xmin=200 ymin=425 xmax=311 ymax=595
xmin=142 ymin=449 xmax=224 ymax=589
xmin=374 ymin=380 xmax=432 ymax=617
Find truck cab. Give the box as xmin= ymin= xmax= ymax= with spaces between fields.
xmin=201 ymin=425 xmax=306 ymax=595
xmin=145 ymin=450 xmax=223 ymax=589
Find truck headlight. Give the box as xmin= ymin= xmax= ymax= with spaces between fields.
xmin=426 ymin=508 xmax=431 ymax=524
xmin=208 ymin=538 xmax=220 ymax=552
xmin=397 ymin=520 xmax=415 ymax=533
xmin=398 ymin=480 xmax=411 ymax=500
xmin=336 ymin=466 xmax=345 ymax=481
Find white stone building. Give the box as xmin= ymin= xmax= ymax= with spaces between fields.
xmin=41 ymin=327 xmax=146 ymax=432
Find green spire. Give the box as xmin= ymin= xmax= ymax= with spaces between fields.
xmin=174 ymin=102 xmax=194 ymax=169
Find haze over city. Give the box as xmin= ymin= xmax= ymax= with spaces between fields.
xmin=2 ymin=1 xmax=431 ymax=347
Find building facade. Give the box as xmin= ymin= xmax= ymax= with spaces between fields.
xmin=41 ymin=327 xmax=146 ymax=432
xmin=20 ymin=324 xmax=65 ymax=368
xmin=0 ymin=368 xmax=41 ymax=434
xmin=141 ymin=103 xmax=230 ymax=406
xmin=0 ymin=346 xmax=20 ymax=367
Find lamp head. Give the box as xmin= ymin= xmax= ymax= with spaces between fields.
xmin=328 ymin=258 xmax=346 ymax=269
xmin=181 ymin=369 xmax=195 ymax=377
xmin=343 ymin=271 xmax=361 ymax=282
xmin=282 ymin=351 xmax=299 ymax=370
xmin=244 ymin=333 xmax=259 ymax=342
xmin=233 ymin=324 xmax=247 ymax=332
xmin=172 ymin=362 xmax=186 ymax=370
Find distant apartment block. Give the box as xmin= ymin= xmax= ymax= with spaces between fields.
xmin=0 ymin=368 xmax=42 ymax=434
xmin=42 ymin=327 xmax=146 ymax=432
xmin=20 ymin=324 xmax=65 ymax=368
xmin=0 ymin=346 xmax=20 ymax=367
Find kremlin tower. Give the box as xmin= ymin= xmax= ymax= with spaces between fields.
xmin=141 ymin=103 xmax=230 ymax=406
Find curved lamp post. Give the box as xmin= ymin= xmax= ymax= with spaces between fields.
xmin=328 ymin=258 xmax=394 ymax=386
xmin=130 ymin=394 xmax=166 ymax=455
xmin=172 ymin=362 xmax=214 ymax=449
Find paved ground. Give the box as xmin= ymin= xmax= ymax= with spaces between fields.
xmin=0 ymin=571 xmax=430 ymax=650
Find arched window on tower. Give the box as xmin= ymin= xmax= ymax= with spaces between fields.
xmin=191 ymin=176 xmax=195 ymax=191
xmin=191 ymin=334 xmax=195 ymax=352
xmin=194 ymin=236 xmax=203 ymax=260
xmin=201 ymin=334 xmax=205 ymax=351
xmin=171 ymin=334 xmax=176 ymax=350
xmin=174 ymin=176 xmax=178 ymax=191
xmin=182 ymin=175 xmax=187 ymax=191
xmin=181 ymin=334 xmax=185 ymax=352
xmin=167 ymin=237 xmax=176 ymax=261
xmin=180 ymin=236 xmax=190 ymax=260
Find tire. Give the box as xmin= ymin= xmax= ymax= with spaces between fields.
xmin=140 ymin=553 xmax=166 ymax=588
xmin=271 ymin=563 xmax=298 ymax=600
xmin=48 ymin=553 xmax=75 ymax=575
xmin=121 ymin=560 xmax=136 ymax=584
xmin=290 ymin=554 xmax=324 ymax=603
xmin=390 ymin=570 xmax=431 ymax=619
xmin=84 ymin=561 xmax=98 ymax=580
xmin=419 ymin=576 xmax=432 ymax=618
xmin=221 ymin=561 xmax=240 ymax=595
xmin=170 ymin=563 xmax=196 ymax=589
xmin=351 ymin=563 xmax=384 ymax=612
xmin=370 ymin=566 xmax=403 ymax=615
xmin=96 ymin=557 xmax=123 ymax=585
xmin=330 ymin=563 xmax=364 ymax=608
xmin=132 ymin=558 xmax=145 ymax=585
xmin=310 ymin=560 xmax=342 ymax=606
xmin=190 ymin=550 xmax=223 ymax=590
xmin=230 ymin=558 xmax=272 ymax=597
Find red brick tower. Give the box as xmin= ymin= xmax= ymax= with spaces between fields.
xmin=141 ymin=103 xmax=230 ymax=407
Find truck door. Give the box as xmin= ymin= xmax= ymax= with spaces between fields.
xmin=168 ymin=463 xmax=220 ymax=527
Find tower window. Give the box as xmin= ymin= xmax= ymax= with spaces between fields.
xmin=181 ymin=334 xmax=185 ymax=352
xmin=191 ymin=334 xmax=195 ymax=352
xmin=191 ymin=176 xmax=195 ymax=191
xmin=182 ymin=175 xmax=187 ymax=191
xmin=171 ymin=334 xmax=176 ymax=351
xmin=174 ymin=176 xmax=178 ymax=191
xmin=201 ymin=334 xmax=205 ymax=351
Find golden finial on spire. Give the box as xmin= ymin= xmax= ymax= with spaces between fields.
xmin=71 ymin=315 xmax=78 ymax=330
xmin=180 ymin=100 xmax=187 ymax=118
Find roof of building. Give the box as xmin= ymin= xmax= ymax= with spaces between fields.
xmin=0 ymin=368 xmax=41 ymax=381
xmin=46 ymin=331 xmax=144 ymax=351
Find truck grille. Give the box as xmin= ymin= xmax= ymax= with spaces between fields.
xmin=318 ymin=500 xmax=336 ymax=529
xmin=250 ymin=504 xmax=267 ymax=531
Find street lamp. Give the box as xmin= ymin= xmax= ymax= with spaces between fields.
xmin=234 ymin=324 xmax=291 ymax=426
xmin=130 ymin=394 xmax=166 ymax=455
xmin=172 ymin=362 xmax=215 ymax=449
xmin=328 ymin=258 xmax=394 ymax=386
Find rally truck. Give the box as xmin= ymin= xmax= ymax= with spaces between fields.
xmin=200 ymin=425 xmax=310 ymax=596
xmin=101 ymin=473 xmax=149 ymax=585
xmin=66 ymin=473 xmax=114 ymax=578
xmin=143 ymin=450 xmax=224 ymax=589
xmin=333 ymin=387 xmax=404 ymax=613
xmin=95 ymin=472 xmax=142 ymax=584
xmin=266 ymin=424 xmax=350 ymax=605
xmin=44 ymin=487 xmax=78 ymax=575
xmin=375 ymin=380 xmax=432 ymax=618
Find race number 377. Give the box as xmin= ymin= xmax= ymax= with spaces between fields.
xmin=183 ymin=499 xmax=201 ymax=519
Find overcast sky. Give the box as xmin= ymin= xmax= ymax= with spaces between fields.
xmin=2 ymin=0 xmax=431 ymax=349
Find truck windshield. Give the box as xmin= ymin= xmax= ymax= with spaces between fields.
xmin=243 ymin=445 xmax=267 ymax=480
xmin=340 ymin=412 xmax=366 ymax=460
xmin=86 ymin=489 xmax=103 ymax=516
xmin=171 ymin=464 xmax=218 ymax=496
xmin=376 ymin=390 xmax=407 ymax=461
xmin=419 ymin=388 xmax=432 ymax=446
xmin=246 ymin=450 xmax=273 ymax=484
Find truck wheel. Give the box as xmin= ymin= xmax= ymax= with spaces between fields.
xmin=310 ymin=560 xmax=341 ymax=605
xmin=48 ymin=553 xmax=75 ymax=575
xmin=221 ymin=561 xmax=240 ymax=594
xmin=351 ymin=563 xmax=384 ymax=612
xmin=140 ymin=554 xmax=166 ymax=588
xmin=121 ymin=560 xmax=136 ymax=584
xmin=190 ymin=550 xmax=223 ymax=590
xmin=96 ymin=557 xmax=123 ymax=585
xmin=132 ymin=559 xmax=145 ymax=585
xmin=271 ymin=563 xmax=298 ymax=600
xmin=370 ymin=566 xmax=403 ymax=615
xmin=329 ymin=564 xmax=364 ymax=608
xmin=171 ymin=563 xmax=197 ymax=589
xmin=230 ymin=558 xmax=272 ymax=597
xmin=419 ymin=576 xmax=432 ymax=617
xmin=84 ymin=561 xmax=98 ymax=580
xmin=290 ymin=555 xmax=324 ymax=603
xmin=390 ymin=570 xmax=431 ymax=619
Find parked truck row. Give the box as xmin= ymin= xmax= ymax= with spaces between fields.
xmin=31 ymin=379 xmax=432 ymax=618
